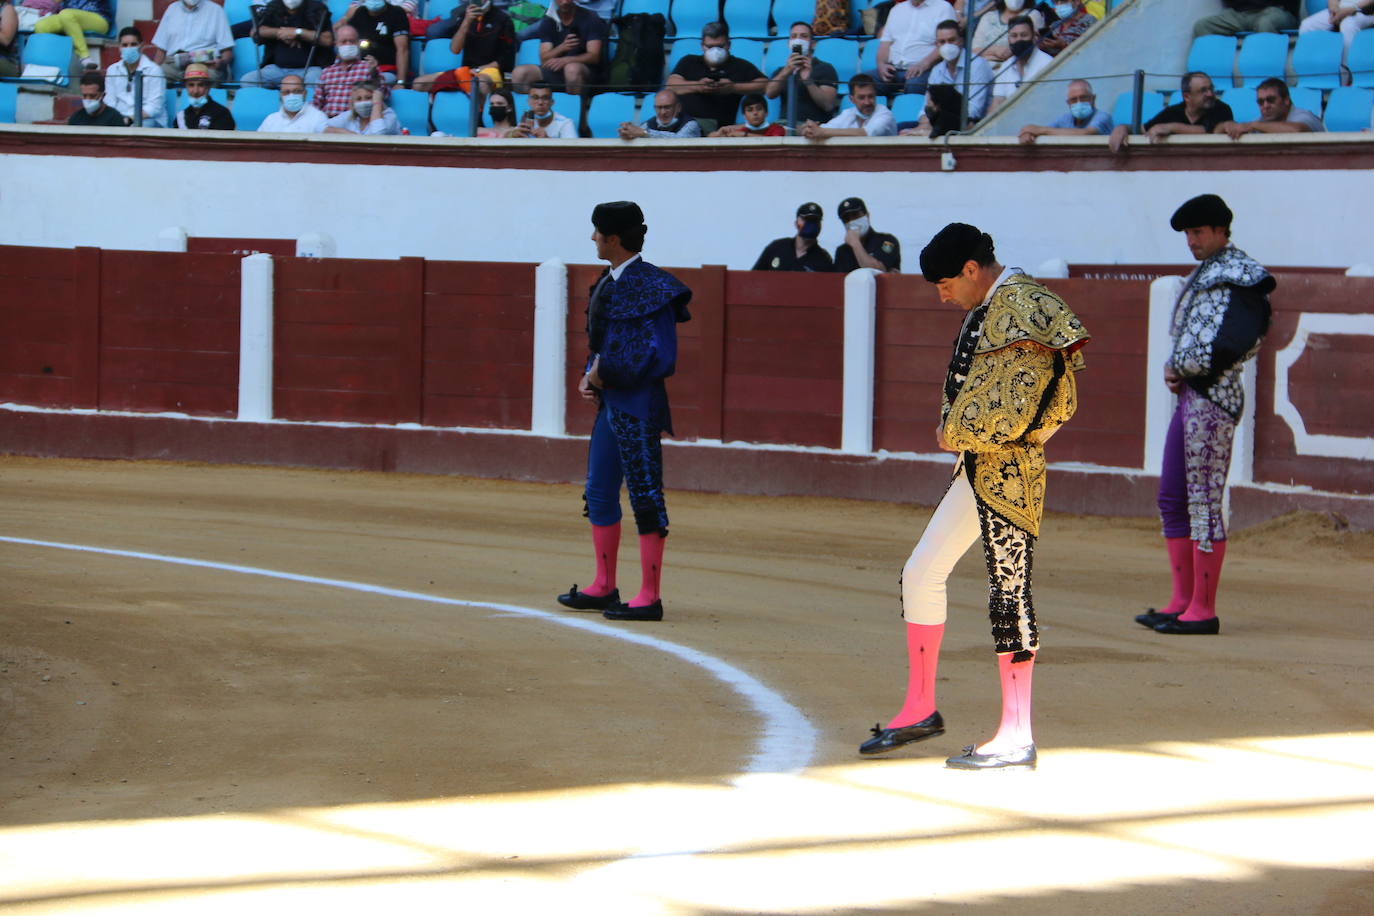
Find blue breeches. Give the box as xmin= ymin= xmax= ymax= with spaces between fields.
xmin=584 ymin=405 xmax=668 ymax=536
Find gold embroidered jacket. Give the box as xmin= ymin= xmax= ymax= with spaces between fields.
xmin=941 ymin=274 xmax=1090 ymax=537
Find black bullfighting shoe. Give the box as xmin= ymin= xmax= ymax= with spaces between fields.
xmin=1154 ymin=615 xmax=1220 ymax=635
xmin=556 ymin=584 xmax=620 ymax=611
xmin=1134 ymin=608 xmax=1180 ymax=629
xmin=858 ymin=711 xmax=945 ymax=756
xmin=603 ymin=599 xmax=663 ymax=621
xmin=945 ymin=743 xmax=1037 ymax=770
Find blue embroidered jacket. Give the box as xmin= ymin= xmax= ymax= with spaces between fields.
xmin=587 ymin=259 xmax=692 ymax=434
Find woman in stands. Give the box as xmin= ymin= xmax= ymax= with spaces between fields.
xmin=32 ymin=0 xmax=111 ymax=72
xmin=477 ymin=86 xmax=518 ymax=137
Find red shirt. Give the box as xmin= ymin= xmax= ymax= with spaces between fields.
xmin=312 ymin=59 xmax=390 ymax=118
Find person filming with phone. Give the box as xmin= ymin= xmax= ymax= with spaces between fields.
xmin=510 ymin=0 xmax=606 ymax=96
xmin=765 ymin=20 xmax=839 ymax=125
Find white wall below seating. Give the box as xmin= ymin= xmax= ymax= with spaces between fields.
xmin=0 ymin=143 xmax=1367 ymax=270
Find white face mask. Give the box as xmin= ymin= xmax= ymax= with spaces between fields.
xmin=702 ymin=45 xmax=728 ymax=66
xmin=353 ymin=100 xmax=374 ymax=118
xmin=337 ymin=43 xmax=360 ymax=60
xmin=1054 ymin=2 xmax=1075 ymax=18
xmin=845 ymin=216 xmax=870 ymax=236
xmin=1005 ymin=0 xmax=1025 ymax=10
xmin=82 ymin=97 xmax=101 ymax=114
xmin=284 ymin=0 xmax=303 ymax=8
xmin=938 ymin=42 xmax=961 ymax=62
xmin=182 ymin=0 xmax=201 ymax=8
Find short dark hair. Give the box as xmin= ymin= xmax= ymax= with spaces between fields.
xmin=1007 ymin=15 xmax=1035 ymax=32
xmin=79 ymin=72 xmax=105 ymax=90
xmin=616 ymin=226 xmax=646 ymax=253
xmin=849 ymin=73 xmax=876 ymax=93
xmin=1256 ymin=76 xmax=1289 ymax=100
xmin=1182 ymin=70 xmax=1209 ymax=93
xmin=529 ymin=81 xmax=552 ymax=94
xmin=702 ymin=20 xmax=729 ymax=40
xmin=935 ymin=19 xmax=960 ymax=33
xmin=740 ymin=93 xmax=766 ymax=110
xmin=789 ymin=20 xmax=813 ymax=36
xmin=118 ymin=26 xmax=143 ymax=42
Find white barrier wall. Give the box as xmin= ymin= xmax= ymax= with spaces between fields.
xmin=0 ymin=149 xmax=1370 ymax=272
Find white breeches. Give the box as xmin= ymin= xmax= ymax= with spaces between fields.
xmin=902 ymin=468 xmax=982 ymax=625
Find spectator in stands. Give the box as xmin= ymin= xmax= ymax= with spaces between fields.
xmin=33 ymin=0 xmax=110 ymax=72
xmin=765 ymin=21 xmax=839 ymax=125
xmin=1300 ymin=0 xmax=1374 ymax=55
xmin=752 ymin=202 xmax=835 ymax=272
xmin=476 ymin=86 xmax=519 ymax=136
xmin=258 ymin=73 xmax=329 ymax=131
xmin=68 ymin=73 xmax=126 ymax=126
xmin=710 ymin=93 xmax=786 ymax=137
xmin=335 ymin=0 xmax=410 ymax=87
xmin=618 ymin=89 xmax=701 ymax=139
xmin=243 ymin=0 xmax=335 ymax=89
xmin=665 ymin=21 xmax=768 ymax=135
xmin=903 ymin=18 xmax=994 ymax=136
xmin=414 ymin=1 xmax=515 ymax=96
xmin=149 ymin=0 xmax=236 ymax=85
xmin=1039 ymin=0 xmax=1098 ymax=55
xmin=510 ymin=0 xmax=606 ymax=96
xmin=105 ymin=27 xmax=167 ymax=128
xmin=1017 ymin=78 xmax=1112 ymax=143
xmin=174 ymin=63 xmax=236 ymax=128
xmin=0 ymin=0 xmax=20 ymax=80
xmin=802 ymin=73 xmax=897 ymax=138
xmin=987 ymin=16 xmax=1053 ymax=114
xmin=313 ymin=25 xmax=388 ymax=117
xmin=1217 ymin=77 xmax=1325 ymax=137
xmin=508 ymin=82 xmax=576 ymax=137
xmin=833 ymin=197 xmax=901 ymax=273
xmin=1109 ymin=71 xmax=1234 ymax=152
xmin=870 ymin=0 xmax=958 ymax=95
xmin=1193 ymin=0 xmax=1298 ymax=37
xmin=324 ymin=78 xmax=401 ymax=133
xmin=426 ymin=0 xmax=513 ymax=47
xmin=972 ymin=0 xmax=1044 ymax=64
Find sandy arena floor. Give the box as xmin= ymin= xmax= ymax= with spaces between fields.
xmin=0 ymin=456 xmax=1371 ymax=914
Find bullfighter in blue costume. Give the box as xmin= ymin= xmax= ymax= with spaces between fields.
xmin=557 ymin=201 xmax=692 ymax=622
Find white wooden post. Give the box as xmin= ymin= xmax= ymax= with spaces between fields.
xmin=841 ymin=268 xmax=878 ymax=454
xmin=1144 ymin=276 xmax=1184 ymax=474
xmin=532 ymin=258 xmax=568 ymax=436
xmin=238 ymin=253 xmax=274 ymax=422
xmin=157 ymin=227 xmax=188 ymax=252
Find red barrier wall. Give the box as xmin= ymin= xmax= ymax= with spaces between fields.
xmin=0 ymin=246 xmax=96 ymax=409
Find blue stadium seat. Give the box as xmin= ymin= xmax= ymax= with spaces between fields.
xmin=1323 ymin=86 xmax=1373 ymax=130
xmin=551 ymin=90 xmax=582 ymax=126
xmin=430 ymin=90 xmax=472 ymax=133
xmin=1185 ymin=35 xmax=1237 ymax=88
xmin=1288 ymin=86 xmax=1322 ymax=114
xmin=232 ymin=86 xmax=280 ymax=129
xmin=428 ymin=0 xmax=462 ymax=20
xmin=620 ymin=0 xmax=671 ymax=15
xmin=1110 ymin=90 xmax=1164 ymax=130
xmin=890 ymin=92 xmax=925 ymax=124
xmin=666 ymin=37 xmax=697 ymax=74
xmin=1236 ymin=32 xmax=1288 ymax=87
xmin=857 ymin=39 xmax=879 ymax=76
xmin=671 ymin=0 xmax=719 ymax=39
xmin=773 ymin=0 xmax=817 ymax=35
xmin=1348 ymin=29 xmax=1374 ymax=89
xmin=389 ymin=88 xmax=432 ymax=134
xmin=20 ymin=34 xmax=73 ymax=87
xmin=723 ymin=0 xmax=768 ymax=37
xmin=515 ymin=38 xmax=541 ymax=67
xmin=421 ymin=38 xmax=461 ymax=75
xmin=326 ymin=0 xmax=352 ymax=22
xmin=224 ymin=0 xmax=256 ymax=26
xmin=731 ymin=37 xmax=767 ymax=70
xmin=1304 ymin=0 xmax=1327 ymax=13
xmin=0 ymin=83 xmax=16 ymax=123
xmin=1292 ymin=30 xmax=1344 ymax=88
xmin=1227 ymin=91 xmax=1260 ymax=123
xmin=231 ymin=36 xmax=260 ymax=83
xmin=585 ymin=91 xmax=639 ymax=136
xmin=816 ymin=38 xmax=859 ymax=83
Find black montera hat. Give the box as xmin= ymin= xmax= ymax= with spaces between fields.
xmin=592 ymin=201 xmax=647 ymax=237
xmin=920 ymin=222 xmax=995 ymax=282
xmin=796 ymin=202 xmax=823 ymax=220
xmin=1170 ymin=194 xmax=1232 ymax=231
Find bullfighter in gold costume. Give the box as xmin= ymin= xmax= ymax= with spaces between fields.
xmin=860 ymin=223 xmax=1090 ymax=770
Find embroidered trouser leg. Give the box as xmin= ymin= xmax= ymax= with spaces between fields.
xmin=976 ymin=502 xmax=1039 ymax=661
xmin=583 ymin=405 xmax=668 ymax=536
xmin=1181 ymin=387 xmax=1236 ymax=552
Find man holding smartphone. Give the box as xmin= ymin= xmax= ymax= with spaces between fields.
xmin=510 ymin=0 xmax=606 ymax=95
xmin=765 ymin=21 xmax=839 ymax=126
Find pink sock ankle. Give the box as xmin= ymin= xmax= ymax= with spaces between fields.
xmin=1159 ymin=536 xmax=1194 ymax=615
xmin=978 ymin=651 xmax=1035 ymax=754
xmin=627 ymin=532 xmax=664 ymax=607
xmin=886 ymin=622 xmax=943 ymax=728
xmin=584 ymin=522 xmax=620 ymax=597
xmin=1179 ymin=540 xmax=1226 ymax=622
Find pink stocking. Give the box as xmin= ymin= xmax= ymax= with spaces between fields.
xmin=979 ymin=652 xmax=1035 ymax=754
xmin=1178 ymin=540 xmax=1226 ymax=622
xmin=628 ymin=532 xmax=664 ymax=607
xmin=585 ymin=522 xmax=620 ymax=597
xmin=1159 ymin=536 xmax=1194 ymax=615
xmin=886 ymin=623 xmax=943 ymax=728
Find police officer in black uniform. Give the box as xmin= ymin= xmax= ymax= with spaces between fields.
xmin=752 ymin=202 xmax=835 ymax=272
xmin=833 ymin=197 xmax=901 ymax=273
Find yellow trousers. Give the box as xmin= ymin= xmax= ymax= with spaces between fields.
xmin=34 ymin=9 xmax=108 ymax=59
